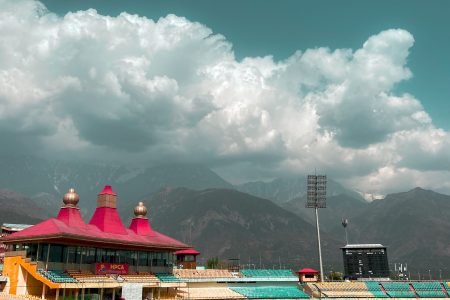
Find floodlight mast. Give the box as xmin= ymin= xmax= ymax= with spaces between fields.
xmin=306 ymin=174 xmax=327 ymax=282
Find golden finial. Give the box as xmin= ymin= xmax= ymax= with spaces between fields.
xmin=63 ymin=188 xmax=79 ymax=207
xmin=134 ymin=201 xmax=147 ymax=218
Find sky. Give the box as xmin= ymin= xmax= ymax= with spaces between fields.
xmin=0 ymin=0 xmax=449 ymax=195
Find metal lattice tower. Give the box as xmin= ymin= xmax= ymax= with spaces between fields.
xmin=306 ymin=174 xmax=327 ymax=281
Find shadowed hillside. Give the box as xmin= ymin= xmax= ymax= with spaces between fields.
xmin=145 ymin=187 xmax=342 ymax=269
xmin=0 ymin=189 xmax=49 ymax=225
xmin=349 ymin=188 xmax=450 ymax=278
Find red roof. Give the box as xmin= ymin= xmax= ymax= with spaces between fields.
xmin=297 ymin=268 xmax=319 ymax=274
xmin=175 ymin=248 xmax=200 ymax=255
xmin=89 ymin=207 xmax=128 ymax=234
xmin=4 ymin=185 xmax=188 ymax=251
xmin=129 ymin=217 xmax=155 ymax=236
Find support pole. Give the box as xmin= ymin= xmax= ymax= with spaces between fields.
xmin=24 ymin=269 xmax=28 ymax=295
xmin=56 ymin=288 xmax=59 ymax=300
xmin=36 ymin=243 xmax=40 ymax=261
xmin=41 ymin=284 xmax=46 ymax=299
xmin=315 ymin=207 xmax=324 ymax=282
xmin=79 ymin=246 xmax=83 ymax=271
xmin=45 ymin=244 xmax=51 ymax=271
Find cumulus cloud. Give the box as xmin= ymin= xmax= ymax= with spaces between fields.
xmin=0 ymin=0 xmax=449 ymax=194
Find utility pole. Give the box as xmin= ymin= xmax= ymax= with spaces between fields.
xmin=341 ymin=219 xmax=349 ymax=245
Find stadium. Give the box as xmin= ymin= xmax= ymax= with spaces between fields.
xmin=1 ymin=186 xmax=450 ymax=300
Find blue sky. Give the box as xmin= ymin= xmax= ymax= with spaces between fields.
xmin=1 ymin=0 xmax=449 ymax=195
xmin=41 ymin=0 xmax=450 ymax=129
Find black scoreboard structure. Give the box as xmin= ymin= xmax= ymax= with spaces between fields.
xmin=341 ymin=244 xmax=390 ymax=279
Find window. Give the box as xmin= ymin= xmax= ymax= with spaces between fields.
xmin=96 ymin=248 xmax=106 ymax=262
xmin=49 ymin=245 xmax=64 ymax=263
xmin=184 ymin=255 xmax=195 ymax=262
xmin=139 ymin=251 xmax=148 ymax=266
xmin=65 ymin=246 xmax=81 ymax=264
xmin=85 ymin=248 xmax=96 ymax=264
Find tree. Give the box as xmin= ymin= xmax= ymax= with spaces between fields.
xmin=206 ymin=257 xmax=219 ymax=269
xmin=328 ymin=271 xmax=343 ymax=281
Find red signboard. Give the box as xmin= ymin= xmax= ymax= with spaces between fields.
xmin=95 ymin=263 xmax=129 ymax=275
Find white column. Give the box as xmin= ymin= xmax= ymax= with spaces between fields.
xmin=55 ymin=288 xmax=59 ymax=300
xmin=315 ymin=207 xmax=324 ymax=282
xmin=45 ymin=244 xmax=51 ymax=271
xmin=41 ymin=284 xmax=46 ymax=299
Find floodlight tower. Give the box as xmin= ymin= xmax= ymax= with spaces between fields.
xmin=306 ymin=174 xmax=327 ymax=282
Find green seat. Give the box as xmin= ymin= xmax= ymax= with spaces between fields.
xmin=231 ymin=286 xmax=309 ymax=299
xmin=155 ymin=273 xmax=183 ymax=282
xmin=365 ymin=282 xmax=388 ymax=298
xmin=240 ymin=269 xmax=296 ymax=278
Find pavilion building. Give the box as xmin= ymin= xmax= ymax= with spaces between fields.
xmin=1 ymin=185 xmax=189 ymax=299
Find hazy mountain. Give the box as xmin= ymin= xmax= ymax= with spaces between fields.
xmin=0 ymin=189 xmax=49 ymax=225
xmin=145 ymin=187 xmax=342 ymax=269
xmin=115 ymin=164 xmax=233 ymax=208
xmin=348 ymin=187 xmax=450 ymax=278
xmin=0 ymin=156 xmax=233 ymax=214
xmin=237 ymin=177 xmax=363 ymax=204
xmin=0 ymin=155 xmax=128 ymax=211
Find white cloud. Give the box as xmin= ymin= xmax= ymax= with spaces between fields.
xmin=0 ymin=0 xmax=449 ymax=194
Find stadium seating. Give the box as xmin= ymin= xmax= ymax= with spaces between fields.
xmin=381 ymin=281 xmax=416 ymax=298
xmin=156 ymin=273 xmax=184 ymax=282
xmin=412 ymin=281 xmax=447 ymax=298
xmin=443 ymin=282 xmax=450 ymax=293
xmin=37 ymin=269 xmax=78 ymax=283
xmin=0 ymin=294 xmax=42 ymax=300
xmin=231 ymin=286 xmax=309 ymax=299
xmin=66 ymin=270 xmax=116 ymax=283
xmin=240 ymin=269 xmax=296 ymax=278
xmin=121 ymin=273 xmax=159 ymax=283
xmin=178 ymin=287 xmax=245 ymax=299
xmin=175 ymin=269 xmax=236 ymax=279
xmin=314 ymin=281 xmax=374 ymax=298
xmin=365 ymin=281 xmax=388 ymax=298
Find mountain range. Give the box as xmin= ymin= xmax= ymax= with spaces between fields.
xmin=145 ymin=187 xmax=342 ymax=268
xmin=0 ymin=155 xmax=449 ymax=278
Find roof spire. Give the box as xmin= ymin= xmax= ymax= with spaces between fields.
xmin=63 ymin=188 xmax=79 ymax=208
xmin=129 ymin=201 xmax=154 ymax=236
xmin=97 ymin=185 xmax=117 ymax=208
xmin=134 ymin=202 xmax=147 ymax=218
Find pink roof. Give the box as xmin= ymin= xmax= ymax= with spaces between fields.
xmin=4 ymin=185 xmax=189 ymax=251
xmin=175 ymin=248 xmax=200 ymax=255
xmin=56 ymin=207 xmax=85 ymax=227
xmin=99 ymin=185 xmax=116 ymax=196
xmin=297 ymin=268 xmax=319 ymax=274
xmin=5 ymin=208 xmax=187 ymax=249
xmin=89 ymin=207 xmax=128 ymax=234
xmin=129 ymin=217 xmax=155 ymax=236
